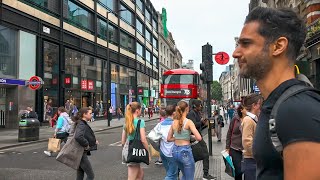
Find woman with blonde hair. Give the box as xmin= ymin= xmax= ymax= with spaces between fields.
xmin=167 ymin=100 xmax=202 ymax=180
xmin=121 ymin=102 xmax=149 ymax=180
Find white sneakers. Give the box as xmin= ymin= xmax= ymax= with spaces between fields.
xmin=44 ymin=151 xmax=52 ymax=157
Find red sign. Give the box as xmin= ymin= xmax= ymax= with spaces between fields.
xmin=28 ymin=76 xmax=43 ymax=90
xmin=81 ymin=80 xmax=87 ymax=90
xmin=65 ymin=77 xmax=71 ymax=84
xmin=215 ymin=52 xmax=230 ymax=65
xmin=52 ymin=78 xmax=58 ymax=85
xmin=88 ymin=80 xmax=94 ymax=90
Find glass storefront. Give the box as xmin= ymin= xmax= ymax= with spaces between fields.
xmin=0 ymin=25 xmax=17 ymax=79
xmin=43 ymin=41 xmax=59 ymax=115
xmin=150 ymin=78 xmax=159 ymax=106
xmin=110 ymin=63 xmax=135 ymax=114
xmin=137 ymin=71 xmax=149 ymax=107
xmin=64 ymin=48 xmax=102 ymax=115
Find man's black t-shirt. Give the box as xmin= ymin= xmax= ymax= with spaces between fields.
xmin=253 ymin=79 xmax=320 ymax=180
xmin=186 ymin=109 xmax=202 ymax=134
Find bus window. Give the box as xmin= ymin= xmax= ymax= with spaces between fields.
xmin=163 ymin=74 xmax=194 ymax=84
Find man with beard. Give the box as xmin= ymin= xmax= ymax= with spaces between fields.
xmin=233 ymin=7 xmax=320 ymax=180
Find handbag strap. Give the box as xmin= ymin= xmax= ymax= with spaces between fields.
xmin=134 ymin=120 xmax=142 ymax=140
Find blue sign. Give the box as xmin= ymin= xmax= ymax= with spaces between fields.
xmin=0 ymin=78 xmax=26 ymax=86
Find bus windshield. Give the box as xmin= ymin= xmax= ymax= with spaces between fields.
xmin=163 ymin=74 xmax=194 ymax=84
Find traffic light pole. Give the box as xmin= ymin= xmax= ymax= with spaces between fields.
xmin=207 ymin=81 xmax=213 ymax=156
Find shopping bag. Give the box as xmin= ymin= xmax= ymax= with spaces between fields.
xmin=56 ymin=128 xmax=84 ymax=170
xmin=147 ymin=123 xmax=161 ymax=151
xmin=127 ymin=120 xmax=149 ymax=165
xmin=48 ymin=138 xmax=61 ymax=152
xmin=221 ymin=150 xmax=235 ymax=177
xmin=122 ymin=139 xmax=129 ymax=163
xmin=149 ymin=144 xmax=160 ymax=157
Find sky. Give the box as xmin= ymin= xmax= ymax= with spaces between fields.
xmin=150 ymin=0 xmax=250 ymax=80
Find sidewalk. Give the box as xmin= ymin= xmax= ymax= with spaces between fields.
xmin=0 ymin=114 xmax=160 ymax=150
xmin=194 ymin=124 xmax=233 ymax=180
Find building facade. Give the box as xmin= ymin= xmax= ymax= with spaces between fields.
xmin=182 ymin=59 xmax=194 ymax=70
xmin=0 ymin=0 xmax=161 ymax=128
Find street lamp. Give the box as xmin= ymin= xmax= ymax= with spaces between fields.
xmin=106 ymin=9 xmax=127 ymax=127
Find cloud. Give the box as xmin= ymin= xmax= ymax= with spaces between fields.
xmin=151 ymin=0 xmax=250 ymax=80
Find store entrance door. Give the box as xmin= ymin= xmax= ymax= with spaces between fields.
xmin=82 ymin=92 xmax=94 ymax=108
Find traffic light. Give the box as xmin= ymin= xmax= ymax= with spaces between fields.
xmin=200 ymin=63 xmax=206 ymax=81
xmin=202 ymin=43 xmax=213 ymax=82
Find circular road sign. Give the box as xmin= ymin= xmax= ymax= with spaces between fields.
xmin=29 ymin=76 xmax=43 ymax=90
xmin=215 ymin=52 xmax=230 ymax=65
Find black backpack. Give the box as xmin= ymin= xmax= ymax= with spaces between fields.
xmin=269 ymin=74 xmax=320 ymax=155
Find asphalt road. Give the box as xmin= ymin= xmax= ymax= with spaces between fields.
xmin=0 ymin=120 xmax=167 ymax=180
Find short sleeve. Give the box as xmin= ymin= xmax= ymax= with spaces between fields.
xmin=277 ymin=92 xmax=320 ymax=148
xmin=56 ymin=117 xmax=64 ymax=129
xmin=139 ymin=120 xmax=146 ymax=128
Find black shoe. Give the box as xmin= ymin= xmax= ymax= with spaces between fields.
xmin=203 ymin=174 xmax=217 ymax=180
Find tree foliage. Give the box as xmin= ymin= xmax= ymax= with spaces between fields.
xmin=211 ymin=81 xmax=223 ymax=101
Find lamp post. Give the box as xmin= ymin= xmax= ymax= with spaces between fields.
xmin=106 ymin=9 xmax=127 ymax=127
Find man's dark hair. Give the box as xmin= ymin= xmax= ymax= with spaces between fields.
xmin=192 ymin=99 xmax=202 ymax=108
xmin=245 ymin=7 xmax=306 ymax=62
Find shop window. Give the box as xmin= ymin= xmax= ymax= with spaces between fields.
xmin=0 ymin=25 xmax=17 ymax=78
xmin=19 ymin=0 xmax=60 ymax=17
xmin=63 ymin=0 xmax=94 ymax=33
xmin=43 ymin=41 xmax=59 ymax=111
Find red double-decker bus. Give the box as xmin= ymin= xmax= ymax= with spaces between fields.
xmin=160 ymin=69 xmax=202 ymax=106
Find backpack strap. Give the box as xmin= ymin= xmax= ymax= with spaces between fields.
xmin=269 ymin=84 xmax=320 ymax=154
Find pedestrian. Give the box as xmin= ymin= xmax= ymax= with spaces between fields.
xmin=224 ymin=107 xmax=228 ymax=124
xmin=155 ymin=109 xmax=167 ymax=165
xmin=226 ymin=105 xmax=246 ymax=180
xmin=65 ymin=99 xmax=71 ymax=116
xmin=73 ymin=107 xmax=98 ymax=180
xmin=167 ymin=100 xmax=202 ymax=180
xmin=186 ymin=99 xmax=216 ymax=180
xmin=117 ymin=107 xmax=122 ymax=121
xmin=46 ymin=104 xmax=54 ymax=127
xmin=26 ymin=107 xmax=38 ymax=119
xmin=213 ymin=110 xmax=224 ymax=142
xmin=219 ymin=105 xmax=225 ymax=123
xmin=227 ymin=105 xmax=235 ymax=122
xmin=88 ymin=106 xmax=95 ymax=122
xmin=158 ymin=105 xmax=178 ymax=179
xmin=141 ymin=104 xmax=145 ymax=117
xmin=233 ymin=7 xmax=320 ymax=180
xmin=121 ymin=102 xmax=149 ymax=180
xmin=44 ymin=107 xmax=71 ymax=157
xmin=241 ymin=94 xmax=263 ymax=180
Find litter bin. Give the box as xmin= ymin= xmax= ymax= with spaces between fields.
xmin=18 ymin=118 xmax=40 ymax=142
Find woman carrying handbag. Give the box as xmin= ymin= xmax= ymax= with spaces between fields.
xmin=73 ymin=107 xmax=98 ymax=180
xmin=121 ymin=102 xmax=150 ymax=180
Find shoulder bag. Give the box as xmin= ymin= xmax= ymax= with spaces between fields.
xmin=126 ymin=120 xmax=150 ymax=165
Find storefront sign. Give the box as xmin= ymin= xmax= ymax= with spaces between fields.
xmin=88 ymin=80 xmax=94 ymax=90
xmin=28 ymin=76 xmax=43 ymax=90
xmin=143 ymin=90 xmax=149 ymax=97
xmin=0 ymin=78 xmax=26 ymax=86
xmin=164 ymin=89 xmax=192 ymax=96
xmin=81 ymin=80 xmax=87 ymax=90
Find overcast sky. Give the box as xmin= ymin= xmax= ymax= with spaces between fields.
xmin=150 ymin=0 xmax=250 ymax=80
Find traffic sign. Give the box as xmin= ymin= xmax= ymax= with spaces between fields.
xmin=28 ymin=76 xmax=43 ymax=90
xmin=215 ymin=52 xmax=230 ymax=65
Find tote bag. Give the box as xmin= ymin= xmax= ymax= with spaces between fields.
xmin=126 ymin=120 xmax=149 ymax=165
xmin=56 ymin=126 xmax=85 ymax=170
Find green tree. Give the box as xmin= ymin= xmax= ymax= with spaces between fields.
xmin=211 ymin=81 xmax=223 ymax=101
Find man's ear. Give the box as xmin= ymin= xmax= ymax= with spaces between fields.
xmin=272 ymin=37 xmax=288 ymax=56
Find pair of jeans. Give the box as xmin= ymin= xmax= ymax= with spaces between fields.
xmin=230 ymin=148 xmax=243 ymax=180
xmin=172 ymin=145 xmax=195 ymax=180
xmin=77 ymin=154 xmax=94 ymax=180
xmin=160 ymin=151 xmax=178 ymax=180
xmin=242 ymin=158 xmax=256 ymax=180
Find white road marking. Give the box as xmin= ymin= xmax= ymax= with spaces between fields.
xmin=109 ymin=141 xmax=122 ymax=147
xmin=0 ymin=152 xmax=5 ymax=154
xmin=33 ymin=152 xmax=38 ymax=154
